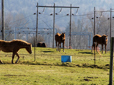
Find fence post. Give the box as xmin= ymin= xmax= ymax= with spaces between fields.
xmin=94 ymin=42 xmax=96 ymax=66
xmin=34 ymin=38 xmax=36 ymax=62
xmin=109 ymin=37 xmax=113 ymax=85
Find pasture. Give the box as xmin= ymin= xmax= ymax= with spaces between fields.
xmin=0 ymin=47 xmax=112 ymax=85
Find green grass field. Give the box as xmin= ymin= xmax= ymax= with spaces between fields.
xmin=0 ymin=47 xmax=113 ymax=85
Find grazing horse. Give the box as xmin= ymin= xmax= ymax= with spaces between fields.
xmin=37 ymin=42 xmax=46 ymax=47
xmin=0 ymin=39 xmax=32 ymax=64
xmin=55 ymin=33 xmax=65 ymax=52
xmin=92 ymin=34 xmax=108 ymax=53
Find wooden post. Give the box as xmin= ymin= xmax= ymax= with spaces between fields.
xmin=110 ymin=8 xmax=112 ymax=42
xmin=34 ymin=38 xmax=36 ymax=62
xmin=109 ymin=37 xmax=113 ymax=85
xmin=69 ymin=4 xmax=72 ymax=49
xmin=34 ymin=2 xmax=38 ymax=61
xmin=94 ymin=7 xmax=95 ymax=35
xmin=53 ymin=3 xmax=55 ymax=48
xmin=1 ymin=0 xmax=5 ymax=40
xmin=36 ymin=3 xmax=38 ymax=45
xmin=94 ymin=42 xmax=96 ymax=66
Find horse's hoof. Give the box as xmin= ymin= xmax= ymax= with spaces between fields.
xmin=0 ymin=60 xmax=3 ymax=64
xmin=15 ymin=61 xmax=18 ymax=64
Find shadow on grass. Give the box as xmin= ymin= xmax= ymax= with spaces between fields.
xmin=19 ymin=61 xmax=110 ymax=70
xmin=42 ymin=51 xmax=54 ymax=53
xmin=78 ymin=52 xmax=93 ymax=54
xmin=1 ymin=61 xmax=110 ymax=70
xmin=61 ymin=63 xmax=109 ymax=70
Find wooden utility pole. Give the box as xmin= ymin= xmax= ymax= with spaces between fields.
xmin=69 ymin=4 xmax=72 ymax=49
xmin=93 ymin=7 xmax=96 ymax=66
xmin=109 ymin=37 xmax=113 ymax=85
xmin=110 ymin=8 xmax=112 ymax=41
xmin=94 ymin=7 xmax=95 ymax=35
xmin=1 ymin=0 xmax=5 ymax=40
xmin=36 ymin=3 xmax=38 ymax=45
xmin=34 ymin=2 xmax=38 ymax=62
xmin=53 ymin=3 xmax=55 ymax=48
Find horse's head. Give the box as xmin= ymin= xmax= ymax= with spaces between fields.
xmin=26 ymin=43 xmax=32 ymax=54
xmin=102 ymin=35 xmax=108 ymax=43
xmin=61 ymin=33 xmax=65 ymax=41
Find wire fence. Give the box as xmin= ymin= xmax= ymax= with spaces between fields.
xmin=0 ymin=45 xmax=110 ymax=66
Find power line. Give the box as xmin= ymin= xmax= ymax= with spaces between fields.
xmin=37 ymin=3 xmax=79 ymax=48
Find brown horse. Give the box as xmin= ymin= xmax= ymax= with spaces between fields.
xmin=0 ymin=39 xmax=32 ymax=64
xmin=55 ymin=33 xmax=65 ymax=52
xmin=92 ymin=34 xmax=108 ymax=53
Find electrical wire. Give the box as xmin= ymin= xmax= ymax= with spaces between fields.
xmin=2 ymin=10 xmax=97 ymax=29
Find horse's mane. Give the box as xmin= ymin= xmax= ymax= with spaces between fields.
xmin=56 ymin=33 xmax=61 ymax=36
xmin=0 ymin=40 xmax=5 ymax=42
xmin=0 ymin=39 xmax=31 ymax=46
xmin=11 ymin=39 xmax=31 ymax=46
xmin=102 ymin=34 xmax=107 ymax=37
xmin=94 ymin=34 xmax=102 ymax=37
xmin=12 ymin=39 xmax=29 ymax=43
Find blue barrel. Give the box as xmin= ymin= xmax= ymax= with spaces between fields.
xmin=61 ymin=55 xmax=72 ymax=63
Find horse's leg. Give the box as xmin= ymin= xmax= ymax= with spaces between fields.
xmin=12 ymin=52 xmax=16 ymax=64
xmin=93 ymin=44 xmax=95 ymax=53
xmin=102 ymin=44 xmax=103 ymax=54
xmin=57 ymin=42 xmax=59 ymax=51
xmin=96 ymin=44 xmax=98 ymax=53
xmin=12 ymin=49 xmax=19 ymax=64
xmin=56 ymin=41 xmax=58 ymax=51
xmin=105 ymin=44 xmax=107 ymax=53
xmin=56 ymin=42 xmax=58 ymax=51
xmin=58 ymin=42 xmax=61 ymax=52
xmin=63 ymin=42 xmax=64 ymax=52
xmin=92 ymin=44 xmax=94 ymax=53
xmin=59 ymin=43 xmax=61 ymax=52
xmin=91 ymin=45 xmax=93 ymax=52
xmin=58 ymin=43 xmax=60 ymax=52
xmin=15 ymin=53 xmax=20 ymax=63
